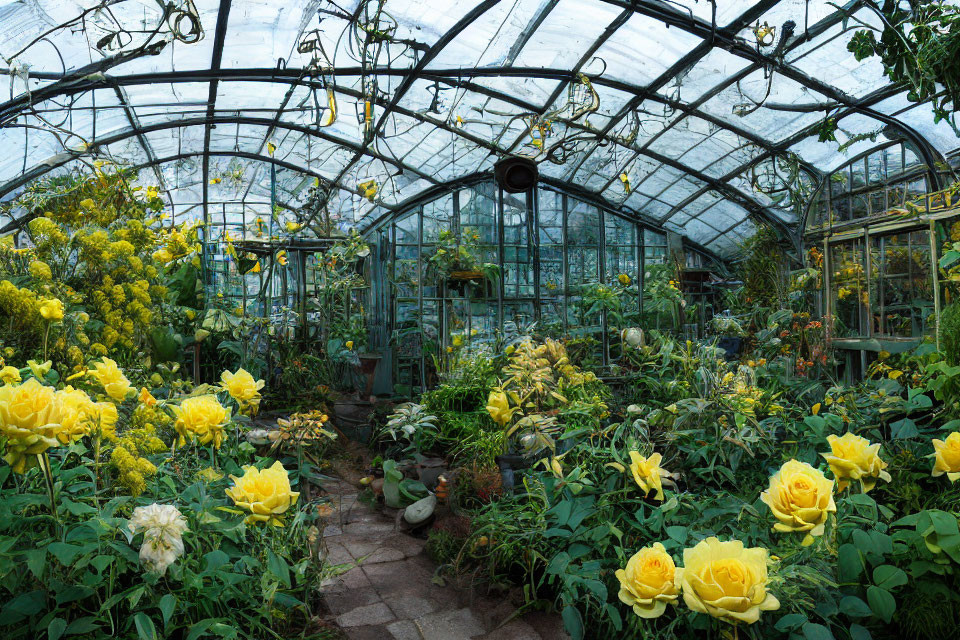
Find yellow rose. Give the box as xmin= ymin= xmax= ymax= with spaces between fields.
xmin=452 ymin=335 xmax=464 ymax=348
xmin=760 ymin=460 xmax=836 ymax=546
xmin=0 ymin=378 xmax=62 ymax=473
xmin=931 ymin=432 xmax=960 ymax=482
xmin=171 ymin=394 xmax=230 ymax=448
xmin=39 ymin=298 xmax=64 ymax=321
xmin=0 ymin=366 xmax=21 ymax=385
xmin=88 ymin=358 xmax=133 ymax=403
xmin=225 ymin=460 xmax=300 ymax=526
xmin=676 ymin=537 xmax=780 ymax=625
xmin=220 ymin=368 xmax=265 ymax=415
xmin=618 ymin=273 xmax=631 ymax=286
xmin=822 ymin=432 xmax=891 ymax=492
xmin=628 ymin=451 xmax=670 ymax=501
xmin=615 ymin=542 xmax=679 ymax=618
xmin=55 ymin=386 xmax=97 ymax=444
xmin=485 ymin=389 xmax=516 ymax=426
xmin=345 ymin=340 xmax=354 ymax=350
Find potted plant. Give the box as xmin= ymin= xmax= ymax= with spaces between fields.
xmin=426 ymin=228 xmax=500 ymax=295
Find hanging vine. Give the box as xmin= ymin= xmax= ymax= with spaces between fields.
xmin=839 ymin=0 xmax=960 ymax=135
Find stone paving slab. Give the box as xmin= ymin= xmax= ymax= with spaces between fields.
xmin=318 ymin=480 xmax=568 ymax=640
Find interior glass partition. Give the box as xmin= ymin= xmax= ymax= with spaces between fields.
xmin=377 ymin=180 xmax=708 ymax=394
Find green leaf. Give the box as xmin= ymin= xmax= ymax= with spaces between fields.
xmin=24 ymin=548 xmax=46 ymax=578
xmin=866 ymin=586 xmax=896 ymax=623
xmin=158 ymin=594 xmax=177 ymax=629
xmin=802 ymin=622 xmax=836 ymax=640
xmin=665 ymin=526 xmax=688 ymax=544
xmin=202 ymin=550 xmax=230 ymax=572
xmin=838 ymin=544 xmax=864 ymax=581
xmin=839 ymin=595 xmax=872 ymax=618
xmin=266 ymin=550 xmax=291 ymax=589
xmin=849 ymin=624 xmax=872 ymax=640
xmin=65 ymin=617 xmax=100 ymax=634
xmin=3 ymin=590 xmax=46 ymax=616
xmin=872 ymin=565 xmax=908 ymax=590
xmin=134 ymin=613 xmax=157 ymax=640
xmin=60 ymin=497 xmax=97 ymax=516
xmin=561 ymin=606 xmax=584 ymax=640
xmin=186 ymin=619 xmax=219 ymax=640
xmin=47 ymin=542 xmax=82 ymax=565
xmin=775 ymin=613 xmax=807 ymax=631
xmin=48 ymin=618 xmax=67 ymax=640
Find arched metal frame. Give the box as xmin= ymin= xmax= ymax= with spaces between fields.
xmin=0 ymin=0 xmax=954 ymax=261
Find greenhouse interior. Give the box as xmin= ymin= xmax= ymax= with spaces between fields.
xmin=2 ymin=0 xmax=960 ymax=639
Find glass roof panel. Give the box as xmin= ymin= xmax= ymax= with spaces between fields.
xmin=0 ymin=0 xmax=957 ymax=259
xmin=592 ymin=12 xmax=703 ymax=88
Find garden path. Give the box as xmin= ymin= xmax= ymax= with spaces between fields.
xmin=318 ymin=478 xmax=568 ymax=640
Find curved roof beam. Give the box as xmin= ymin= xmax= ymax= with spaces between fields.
xmin=0 ymin=114 xmax=441 ymax=201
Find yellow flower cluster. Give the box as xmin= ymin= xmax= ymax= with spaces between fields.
xmin=28 ymin=260 xmax=52 ymax=282
xmin=225 ymin=460 xmax=300 ymax=526
xmin=109 ymin=417 xmax=166 ymax=496
xmin=0 ymin=280 xmax=45 ymax=332
xmin=617 ymin=538 xmax=779 ymax=625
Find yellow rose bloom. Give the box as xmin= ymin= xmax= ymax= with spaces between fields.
xmin=485 ymin=389 xmax=516 ymax=426
xmin=0 ymin=366 xmax=21 ymax=385
xmin=615 ymin=542 xmax=679 ymax=618
xmin=452 ymin=335 xmax=464 ymax=348
xmin=88 ymin=357 xmax=133 ymax=403
xmin=220 ymin=368 xmax=265 ymax=415
xmin=822 ymin=432 xmax=891 ymax=492
xmin=760 ymin=460 xmax=836 ymax=546
xmin=676 ymin=537 xmax=780 ymax=625
xmin=345 ymin=340 xmax=354 ymax=350
xmin=55 ymin=386 xmax=97 ymax=444
xmin=0 ymin=378 xmax=63 ymax=473
xmin=225 ymin=460 xmax=300 ymax=526
xmin=39 ymin=298 xmax=64 ymax=321
xmin=931 ymin=432 xmax=960 ymax=482
xmin=628 ymin=451 xmax=671 ymax=501
xmin=171 ymin=394 xmax=230 ymax=448
xmin=618 ymin=273 xmax=631 ymax=286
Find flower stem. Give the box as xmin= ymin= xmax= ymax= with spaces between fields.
xmin=39 ymin=452 xmax=57 ymax=523
xmin=92 ymin=434 xmax=101 ymax=510
xmin=42 ymin=323 xmax=50 ymax=362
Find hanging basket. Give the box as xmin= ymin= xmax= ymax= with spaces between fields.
xmin=449 ymin=270 xmax=485 ymax=281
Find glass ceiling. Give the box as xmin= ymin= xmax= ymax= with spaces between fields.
xmin=0 ymin=0 xmax=957 ymax=258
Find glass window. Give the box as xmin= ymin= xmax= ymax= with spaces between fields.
xmin=869 ymin=231 xmax=933 ymax=337
xmin=829 ymin=239 xmax=865 ymax=338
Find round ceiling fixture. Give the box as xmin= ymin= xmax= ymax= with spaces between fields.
xmin=494 ymin=156 xmax=538 ymax=193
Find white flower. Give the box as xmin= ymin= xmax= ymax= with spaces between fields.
xmin=129 ymin=503 xmax=188 ymax=539
xmin=129 ymin=503 xmax=188 ymax=576
xmin=139 ymin=532 xmax=185 ymax=576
